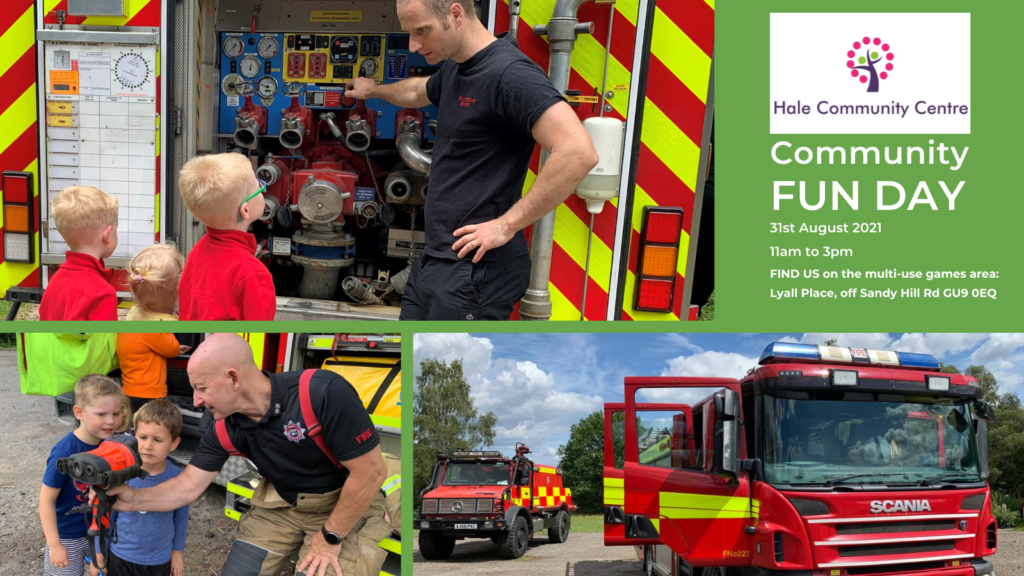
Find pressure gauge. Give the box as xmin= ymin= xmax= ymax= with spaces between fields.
xmin=221 ymin=73 xmax=243 ymax=97
xmin=257 ymin=37 xmax=279 ymax=59
xmin=223 ymin=36 xmax=244 ymax=59
xmin=257 ymin=76 xmax=278 ymax=98
xmin=53 ymin=50 xmax=70 ymax=69
xmin=115 ymin=53 xmax=150 ymax=89
xmin=239 ymin=55 xmax=261 ymax=79
xmin=360 ymin=58 xmax=378 ymax=78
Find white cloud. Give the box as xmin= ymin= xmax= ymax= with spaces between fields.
xmin=663 ymin=334 xmax=704 ymax=353
xmin=800 ymin=333 xmax=894 ymax=349
xmin=661 ymin=350 xmax=759 ymax=379
xmin=413 ymin=333 xmax=494 ymax=379
xmin=970 ymin=334 xmax=1024 ymax=365
xmin=777 ymin=336 xmax=800 ymax=343
xmin=889 ymin=333 xmax=988 ymax=358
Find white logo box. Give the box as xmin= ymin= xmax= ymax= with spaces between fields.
xmin=769 ymin=13 xmax=970 ymax=134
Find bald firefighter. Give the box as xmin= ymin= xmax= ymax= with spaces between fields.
xmin=107 ymin=333 xmax=392 ymax=576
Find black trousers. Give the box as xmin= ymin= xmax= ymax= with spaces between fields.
xmin=400 ymin=253 xmax=532 ymax=320
xmin=105 ymin=550 xmax=171 ymax=576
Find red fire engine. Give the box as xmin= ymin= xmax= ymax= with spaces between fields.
xmin=417 ymin=444 xmax=576 ymax=559
xmin=603 ymin=342 xmax=998 ymax=576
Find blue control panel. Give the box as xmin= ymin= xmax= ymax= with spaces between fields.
xmin=218 ymin=32 xmax=439 ymax=140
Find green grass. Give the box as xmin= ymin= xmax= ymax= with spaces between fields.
xmin=569 ymin=514 xmax=604 ymax=533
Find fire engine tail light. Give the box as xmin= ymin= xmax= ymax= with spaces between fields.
xmin=1 ymin=171 xmax=35 ymax=264
xmin=634 ymin=207 xmax=683 ymax=313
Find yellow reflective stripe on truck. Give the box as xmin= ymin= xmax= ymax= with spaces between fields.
xmin=660 ymin=492 xmax=760 ymax=519
xmin=538 ymin=466 xmax=557 ymax=474
xmin=604 ymin=477 xmax=625 ymax=506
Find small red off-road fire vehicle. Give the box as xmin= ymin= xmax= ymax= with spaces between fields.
xmin=417 ymin=444 xmax=576 ymax=559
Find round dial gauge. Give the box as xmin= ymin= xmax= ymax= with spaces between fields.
xmin=115 ymin=53 xmax=150 ymax=89
xmin=257 ymin=36 xmax=279 ymax=59
xmin=221 ymin=73 xmax=243 ymax=96
xmin=360 ymin=58 xmax=378 ymax=77
xmin=239 ymin=55 xmax=261 ymax=79
xmin=222 ymin=36 xmax=244 ymax=59
xmin=257 ymin=76 xmax=278 ymax=98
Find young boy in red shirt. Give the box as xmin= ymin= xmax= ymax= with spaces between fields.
xmin=38 ymin=186 xmax=120 ymax=321
xmin=177 ymin=153 xmax=276 ymax=320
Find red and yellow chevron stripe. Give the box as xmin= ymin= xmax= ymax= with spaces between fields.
xmin=500 ymin=0 xmax=713 ymax=320
xmin=1 ymin=0 xmax=43 ymax=293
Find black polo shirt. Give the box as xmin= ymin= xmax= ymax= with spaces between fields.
xmin=189 ymin=370 xmax=379 ymax=505
xmin=423 ymin=33 xmax=565 ymax=261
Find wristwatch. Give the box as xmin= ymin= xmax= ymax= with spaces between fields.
xmin=321 ymin=525 xmax=342 ymax=546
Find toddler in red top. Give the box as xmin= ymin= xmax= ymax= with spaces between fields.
xmin=177 ymin=153 xmax=275 ymax=320
xmin=38 ymin=186 xmax=120 ymax=321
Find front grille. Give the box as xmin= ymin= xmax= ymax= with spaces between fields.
xmin=836 ymin=520 xmax=955 ymax=535
xmin=847 ymin=561 xmax=946 ymax=575
xmin=437 ymin=498 xmax=491 ymax=513
xmin=837 ymin=540 xmax=955 ymax=558
xmin=961 ymin=494 xmax=985 ymax=510
xmin=422 ymin=499 xmax=438 ymax=514
xmin=789 ymin=498 xmax=829 ymax=516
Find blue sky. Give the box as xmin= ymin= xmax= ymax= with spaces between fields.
xmin=413 ymin=333 xmax=1024 ymax=464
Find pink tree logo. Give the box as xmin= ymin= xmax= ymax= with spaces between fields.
xmin=846 ymin=37 xmax=895 ymax=93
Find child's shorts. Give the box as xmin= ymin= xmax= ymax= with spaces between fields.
xmin=43 ymin=537 xmax=87 ymax=576
xmin=106 ymin=550 xmax=171 ymax=576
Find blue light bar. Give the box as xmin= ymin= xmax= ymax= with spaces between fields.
xmin=760 ymin=342 xmax=820 ymax=364
xmin=896 ymin=352 xmax=941 ymax=370
xmin=759 ymin=341 xmax=942 ymax=370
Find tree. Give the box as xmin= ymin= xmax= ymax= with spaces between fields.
xmin=943 ymin=363 xmax=1024 ymax=496
xmin=965 ymin=365 xmax=999 ymax=405
xmin=413 ymin=359 xmax=497 ymax=504
xmin=824 ymin=339 xmax=838 ymax=347
xmin=845 ymin=37 xmax=895 ymax=92
xmin=557 ymin=411 xmax=608 ymax=514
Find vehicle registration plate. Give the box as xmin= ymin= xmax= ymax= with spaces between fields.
xmin=454 ymin=523 xmax=476 ymax=530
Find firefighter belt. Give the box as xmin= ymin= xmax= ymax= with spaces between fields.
xmin=221 ymin=479 xmax=390 ymax=576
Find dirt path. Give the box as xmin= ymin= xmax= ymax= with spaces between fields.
xmin=413 ymin=531 xmax=638 ymax=576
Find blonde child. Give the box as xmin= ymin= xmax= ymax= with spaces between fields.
xmin=125 ymin=244 xmax=185 ymax=321
xmin=39 ymin=375 xmax=130 ymax=576
xmin=101 ymin=399 xmax=189 ymax=576
xmin=39 ymin=186 xmax=120 ymax=321
xmin=176 ymin=153 xmax=275 ymax=320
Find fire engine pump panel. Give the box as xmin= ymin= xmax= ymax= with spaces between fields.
xmin=215 ymin=0 xmax=441 ymax=303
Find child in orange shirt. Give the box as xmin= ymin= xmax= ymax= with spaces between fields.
xmin=116 ymin=333 xmax=189 ymax=413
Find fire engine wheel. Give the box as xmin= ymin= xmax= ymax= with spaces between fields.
xmin=548 ymin=510 xmax=570 ymax=543
xmin=418 ymin=531 xmax=456 ymax=560
xmin=498 ymin=516 xmax=530 ymax=559
xmin=642 ymin=545 xmax=653 ymax=576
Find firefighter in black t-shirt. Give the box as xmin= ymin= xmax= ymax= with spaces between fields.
xmin=107 ymin=334 xmax=391 ymax=576
xmin=346 ymin=0 xmax=600 ymax=321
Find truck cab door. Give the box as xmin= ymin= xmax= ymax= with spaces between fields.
xmin=604 ymin=402 xmax=693 ymax=547
xmin=623 ymin=377 xmax=754 ymax=567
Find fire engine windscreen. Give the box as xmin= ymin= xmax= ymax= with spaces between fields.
xmin=762 ymin=393 xmax=981 ymax=486
xmin=442 ymin=462 xmax=511 ymax=486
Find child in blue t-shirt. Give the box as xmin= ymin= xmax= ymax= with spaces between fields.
xmin=39 ymin=375 xmax=129 ymax=576
xmin=100 ymin=398 xmax=189 ymax=576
